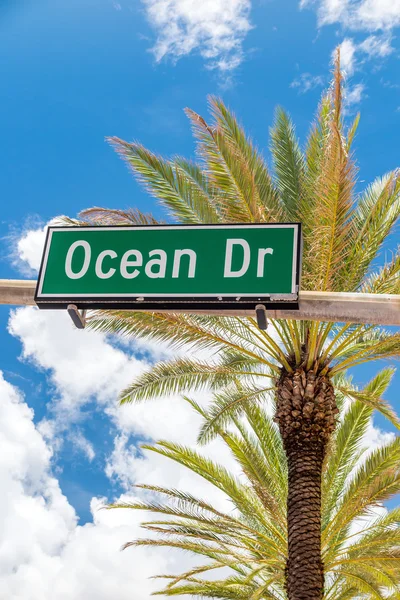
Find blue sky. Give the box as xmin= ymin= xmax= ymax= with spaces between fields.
xmin=0 ymin=1 xmax=399 ymax=597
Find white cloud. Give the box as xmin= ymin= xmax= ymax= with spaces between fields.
xmin=17 ymin=226 xmax=47 ymax=273
xmin=8 ymin=307 xmax=147 ymax=429
xmin=302 ymin=0 xmax=400 ymax=30
xmin=304 ymin=0 xmax=349 ymax=26
xmin=291 ymin=33 xmax=384 ymax=97
xmin=358 ymin=34 xmax=394 ymax=58
xmin=290 ymin=72 xmax=325 ymax=93
xmin=355 ymin=0 xmax=400 ymax=30
xmin=105 ymin=416 xmax=240 ymax=514
xmin=0 ymin=370 xmax=195 ymax=599
xmin=345 ymin=82 xmax=366 ymax=106
xmin=330 ymin=34 xmax=392 ymax=103
xmin=70 ymin=430 xmax=96 ymax=462
xmin=141 ymin=0 xmax=252 ymax=71
xmin=14 ymin=219 xmax=61 ymax=276
xmin=0 ymin=371 xmax=75 ymax=596
xmin=364 ymin=420 xmax=395 ymax=452
xmin=334 ymin=35 xmax=391 ymax=77
xmin=302 ymin=0 xmax=397 ymax=90
xmin=336 ymin=38 xmax=357 ymax=75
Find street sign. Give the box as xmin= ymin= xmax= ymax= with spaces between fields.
xmin=35 ymin=224 xmax=301 ymax=311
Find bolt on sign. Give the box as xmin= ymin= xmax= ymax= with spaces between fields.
xmin=35 ymin=224 xmax=302 ymax=311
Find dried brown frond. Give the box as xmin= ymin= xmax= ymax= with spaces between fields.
xmin=79 ymin=206 xmax=161 ymax=226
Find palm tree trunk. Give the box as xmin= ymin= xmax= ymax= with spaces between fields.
xmin=285 ymin=442 xmax=324 ymax=599
xmin=275 ymin=368 xmax=337 ymax=600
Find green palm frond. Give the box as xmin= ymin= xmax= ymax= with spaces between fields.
xmin=209 ymin=97 xmax=282 ymax=221
xmin=323 ymin=437 xmax=400 ymax=554
xmin=301 ymin=96 xmax=331 ymax=284
xmin=119 ymin=356 xmax=270 ymax=404
xmin=108 ymin=137 xmax=220 ymax=224
xmin=185 ymin=107 xmax=257 ymax=222
xmin=335 ymin=386 xmax=400 ymax=430
xmin=270 ymin=107 xmax=304 ymax=221
xmin=88 ymin=311 xmax=281 ymax=367
xmin=328 ymin=330 xmax=400 ymax=375
xmin=346 ymin=112 xmax=360 ymax=151
xmin=197 ymin=382 xmax=275 ymax=444
xmin=321 ymin=368 xmax=394 ymax=528
xmin=309 ymin=124 xmax=357 ymax=291
xmin=343 ymin=173 xmax=400 ymax=292
xmin=361 ymin=249 xmax=400 ymax=294
xmin=172 ymin=157 xmax=222 ymax=222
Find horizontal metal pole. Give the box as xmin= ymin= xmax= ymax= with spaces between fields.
xmin=0 ymin=279 xmax=399 ymax=326
xmin=0 ymin=279 xmax=37 ymax=307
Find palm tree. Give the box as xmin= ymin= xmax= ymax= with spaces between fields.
xmin=76 ymin=51 xmax=400 ymax=599
xmin=109 ymin=369 xmax=400 ymax=600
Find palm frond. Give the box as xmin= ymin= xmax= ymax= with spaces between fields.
xmin=209 ymin=97 xmax=283 ymax=221
xmin=323 ymin=367 xmax=395 ymax=518
xmin=343 ymin=172 xmax=400 ymax=291
xmin=270 ymin=107 xmax=304 ymax=221
xmin=108 ymin=137 xmax=219 ymax=224
xmin=198 ymin=382 xmax=275 ymax=444
xmin=323 ymin=437 xmax=400 ymax=550
xmin=119 ymin=357 xmax=269 ymax=404
xmin=80 ymin=206 xmax=161 ymax=225
xmin=361 ymin=248 xmax=400 ymax=294
xmin=336 ymin=385 xmax=400 ymax=430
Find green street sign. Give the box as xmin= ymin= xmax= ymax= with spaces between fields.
xmin=35 ymin=224 xmax=301 ymax=311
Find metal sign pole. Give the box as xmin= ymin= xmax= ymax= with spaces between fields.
xmin=1 ymin=280 xmax=399 ymax=327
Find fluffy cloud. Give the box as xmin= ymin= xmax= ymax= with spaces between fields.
xmin=17 ymin=225 xmax=48 ymax=273
xmin=0 ymin=370 xmax=197 ymax=599
xmin=302 ymin=0 xmax=400 ymax=30
xmin=0 ymin=371 xmax=74 ymax=597
xmin=141 ymin=0 xmax=252 ymax=71
xmin=351 ymin=0 xmax=400 ymax=30
xmin=8 ymin=306 xmax=146 ymax=429
xmin=334 ymin=34 xmax=393 ymax=77
xmin=0 ymin=311 xmax=230 ymax=599
xmin=290 ymin=72 xmax=325 ymax=93
xmin=302 ymin=0 xmax=397 ymax=98
xmin=291 ymin=32 xmax=392 ymax=100
xmin=336 ymin=38 xmax=357 ymax=75
xmin=14 ymin=219 xmax=60 ymax=276
xmin=358 ymin=34 xmax=394 ymax=58
xmin=328 ymin=34 xmax=392 ymax=105
xmin=345 ymin=82 xmax=366 ymax=106
xmin=300 ymin=0 xmax=348 ymax=26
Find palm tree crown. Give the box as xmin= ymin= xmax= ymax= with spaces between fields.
xmin=81 ymin=53 xmax=399 ymax=430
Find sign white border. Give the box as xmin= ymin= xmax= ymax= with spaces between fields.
xmin=36 ymin=224 xmax=300 ymax=299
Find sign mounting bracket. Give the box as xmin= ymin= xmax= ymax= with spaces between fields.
xmin=67 ymin=304 xmax=86 ymax=329
xmin=255 ymin=304 xmax=268 ymax=330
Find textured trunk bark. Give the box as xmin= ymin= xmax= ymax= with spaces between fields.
xmin=286 ymin=443 xmax=324 ymax=599
xmin=275 ymin=368 xmax=337 ymax=600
